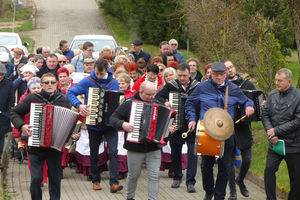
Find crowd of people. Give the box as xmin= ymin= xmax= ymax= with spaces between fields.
xmin=0 ymin=37 xmax=299 ymax=200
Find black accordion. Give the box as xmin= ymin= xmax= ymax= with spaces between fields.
xmin=169 ymin=92 xmax=188 ymax=132
xmin=86 ymin=87 xmax=124 ymax=126
xmin=127 ymin=101 xmax=176 ymax=144
xmin=235 ymin=89 xmax=265 ymax=122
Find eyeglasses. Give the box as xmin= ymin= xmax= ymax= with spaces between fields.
xmin=159 ymin=69 xmax=164 ymax=72
xmin=42 ymin=81 xmax=57 ymax=85
xmin=59 ymin=61 xmax=66 ymax=63
xmin=170 ymin=43 xmax=177 ymax=46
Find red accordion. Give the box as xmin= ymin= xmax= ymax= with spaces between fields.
xmin=28 ymin=103 xmax=79 ymax=151
xmin=127 ymin=101 xmax=176 ymax=144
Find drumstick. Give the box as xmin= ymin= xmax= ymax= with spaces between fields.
xmin=235 ymin=114 xmax=248 ymax=124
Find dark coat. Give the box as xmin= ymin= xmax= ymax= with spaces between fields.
xmin=191 ymin=71 xmax=203 ymax=82
xmin=11 ymin=56 xmax=28 ymax=69
xmin=231 ymin=75 xmax=256 ymax=150
xmin=0 ymin=78 xmax=15 ymax=119
xmin=109 ymin=92 xmax=162 ymax=153
xmin=36 ymin=64 xmax=60 ymax=79
xmin=156 ymin=79 xmax=199 ymax=144
xmin=262 ymin=86 xmax=300 ymax=153
xmin=13 ymin=75 xmax=28 ymax=103
xmin=10 ymin=90 xmax=72 ymax=155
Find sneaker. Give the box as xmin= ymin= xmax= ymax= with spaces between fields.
xmin=92 ymin=182 xmax=101 ymax=190
xmin=110 ymin=184 xmax=123 ymax=193
xmin=171 ymin=179 xmax=182 ymax=188
xmin=236 ymin=178 xmax=249 ymax=197
xmin=187 ymin=185 xmax=196 ymax=193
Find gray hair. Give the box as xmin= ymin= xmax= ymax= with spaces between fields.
xmin=276 ymin=68 xmax=292 ymax=80
xmin=163 ymin=67 xmax=177 ymax=80
xmin=186 ymin=57 xmax=200 ymax=67
xmin=168 ymin=38 xmax=178 ymax=45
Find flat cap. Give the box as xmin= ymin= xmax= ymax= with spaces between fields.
xmin=211 ymin=62 xmax=226 ymax=72
xmin=132 ymin=39 xmax=143 ymax=46
xmin=84 ymin=57 xmax=95 ymax=64
xmin=0 ymin=64 xmax=7 ymax=74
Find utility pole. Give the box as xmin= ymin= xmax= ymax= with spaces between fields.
xmin=184 ymin=26 xmax=189 ymax=59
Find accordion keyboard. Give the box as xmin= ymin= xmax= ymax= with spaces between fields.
xmin=28 ymin=103 xmax=43 ymax=147
xmin=128 ymin=101 xmax=144 ymax=142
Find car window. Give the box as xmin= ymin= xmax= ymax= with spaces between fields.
xmin=70 ymin=39 xmax=116 ymax=51
xmin=0 ymin=36 xmax=18 ymax=45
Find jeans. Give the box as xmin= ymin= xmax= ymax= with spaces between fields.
xmin=88 ymin=128 xmax=119 ymax=185
xmin=126 ymin=150 xmax=161 ymax=200
xmin=228 ymin=147 xmax=252 ymax=194
xmin=170 ymin=141 xmax=198 ymax=186
xmin=201 ymin=136 xmax=235 ymax=200
xmin=264 ymin=148 xmax=300 ymax=200
xmin=29 ymin=151 xmax=62 ymax=200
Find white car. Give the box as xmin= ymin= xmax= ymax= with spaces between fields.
xmin=70 ymin=34 xmax=127 ymax=59
xmin=0 ymin=32 xmax=29 ymax=57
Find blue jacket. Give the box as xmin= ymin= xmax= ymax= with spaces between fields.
xmin=13 ymin=75 xmax=28 ymax=103
xmin=173 ymin=50 xmax=185 ymax=63
xmin=185 ymin=78 xmax=254 ymax=123
xmin=63 ymin=49 xmax=74 ymax=60
xmin=67 ymin=68 xmax=119 ymax=131
xmin=5 ymin=62 xmax=14 ymax=78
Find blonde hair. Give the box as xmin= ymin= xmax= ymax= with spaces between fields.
xmin=64 ymin=64 xmax=75 ymax=74
xmin=117 ymin=73 xmax=131 ymax=84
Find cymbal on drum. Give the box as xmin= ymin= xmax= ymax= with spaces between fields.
xmin=203 ymin=107 xmax=234 ymax=141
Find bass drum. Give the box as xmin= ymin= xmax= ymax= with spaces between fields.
xmin=195 ymin=121 xmax=224 ymax=157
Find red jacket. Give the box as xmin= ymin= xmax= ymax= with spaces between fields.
xmin=12 ymin=89 xmax=30 ymax=138
xmin=58 ymin=80 xmax=74 ymax=95
xmin=132 ymin=73 xmax=163 ymax=93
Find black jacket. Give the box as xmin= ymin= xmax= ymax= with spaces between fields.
xmin=0 ymin=77 xmax=15 ymax=119
xmin=156 ymin=79 xmax=199 ymax=144
xmin=36 ymin=64 xmax=60 ymax=79
xmin=191 ymin=71 xmax=203 ymax=82
xmin=262 ymin=86 xmax=300 ymax=153
xmin=231 ymin=75 xmax=256 ymax=150
xmin=10 ymin=90 xmax=72 ymax=154
xmin=109 ymin=92 xmax=163 ymax=153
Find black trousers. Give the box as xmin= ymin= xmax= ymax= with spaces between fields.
xmin=29 ymin=151 xmax=62 ymax=200
xmin=264 ymin=148 xmax=300 ymax=200
xmin=228 ymin=146 xmax=252 ymax=194
xmin=88 ymin=127 xmax=119 ymax=185
xmin=201 ymin=136 xmax=235 ymax=200
xmin=170 ymin=141 xmax=198 ymax=186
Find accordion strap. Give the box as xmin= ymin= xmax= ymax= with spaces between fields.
xmin=224 ymin=86 xmax=229 ymax=112
xmin=36 ymin=93 xmax=62 ymax=105
xmin=87 ymin=76 xmax=115 ymax=90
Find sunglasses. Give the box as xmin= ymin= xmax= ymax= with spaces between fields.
xmin=159 ymin=69 xmax=164 ymax=72
xmin=59 ymin=61 xmax=67 ymax=63
xmin=170 ymin=43 xmax=177 ymax=46
xmin=42 ymin=81 xmax=57 ymax=85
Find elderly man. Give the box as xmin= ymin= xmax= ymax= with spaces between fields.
xmin=262 ymin=68 xmax=300 ymax=200
xmin=10 ymin=73 xmax=71 ymax=200
xmin=110 ymin=81 xmax=176 ymax=200
xmin=0 ymin=64 xmax=14 ymax=164
xmin=57 ymin=55 xmax=68 ymax=68
xmin=83 ymin=57 xmax=95 ymax=74
xmin=129 ymin=39 xmax=151 ymax=64
xmin=169 ymin=39 xmax=184 ymax=63
xmin=37 ymin=54 xmax=60 ymax=78
xmin=185 ymin=62 xmax=254 ymax=200
xmin=71 ymin=41 xmax=94 ymax=73
xmin=41 ymin=47 xmax=51 ymax=60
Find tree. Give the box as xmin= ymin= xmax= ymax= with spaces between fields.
xmin=287 ymin=0 xmax=300 ymax=88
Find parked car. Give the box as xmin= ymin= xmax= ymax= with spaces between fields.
xmin=0 ymin=45 xmax=13 ymax=61
xmin=0 ymin=32 xmax=29 ymax=57
xmin=70 ymin=34 xmax=127 ymax=59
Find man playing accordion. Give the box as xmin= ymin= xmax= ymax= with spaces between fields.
xmin=110 ymin=81 xmax=176 ymax=200
xmin=10 ymin=73 xmax=72 ymax=200
xmin=156 ymin=63 xmax=199 ymax=193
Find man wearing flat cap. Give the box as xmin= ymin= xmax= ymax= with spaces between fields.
xmin=0 ymin=64 xmax=14 ymax=165
xmin=130 ymin=39 xmax=151 ymax=64
xmin=83 ymin=57 xmax=95 ymax=74
xmin=185 ymin=62 xmax=255 ymax=200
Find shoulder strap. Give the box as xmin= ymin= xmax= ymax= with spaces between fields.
xmin=238 ymin=80 xmax=247 ymax=88
xmin=35 ymin=93 xmax=62 ymax=104
xmin=87 ymin=76 xmax=116 ymax=90
xmin=75 ymin=54 xmax=81 ymax=68
xmin=35 ymin=94 xmax=50 ymax=104
xmin=169 ymin=80 xmax=180 ymax=90
xmin=87 ymin=76 xmax=102 ymax=88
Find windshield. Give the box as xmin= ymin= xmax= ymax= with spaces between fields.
xmin=70 ymin=39 xmax=117 ymax=51
xmin=0 ymin=36 xmax=18 ymax=45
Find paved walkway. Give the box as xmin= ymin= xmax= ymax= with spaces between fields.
xmin=22 ymin=0 xmax=111 ymax=51
xmin=7 ymin=157 xmax=271 ymax=200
